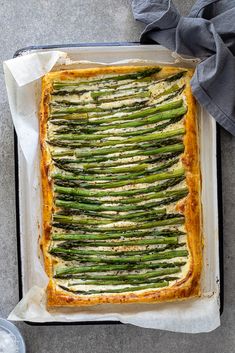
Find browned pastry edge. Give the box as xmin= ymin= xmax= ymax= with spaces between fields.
xmin=39 ymin=65 xmax=202 ymax=308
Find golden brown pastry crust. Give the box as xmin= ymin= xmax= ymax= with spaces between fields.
xmin=39 ymin=65 xmax=202 ymax=308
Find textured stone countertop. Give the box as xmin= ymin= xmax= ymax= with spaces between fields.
xmin=0 ymin=1 xmax=234 ymax=352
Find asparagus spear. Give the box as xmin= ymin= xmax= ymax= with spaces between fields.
xmin=54 ymin=176 xmax=185 ymax=198
xmin=52 ymin=215 xmax=184 ymax=230
xmin=70 ymin=276 xmax=180 ymax=286
xmin=55 ymin=187 xmax=187 ymax=205
xmin=52 ymin=143 xmax=184 ymax=163
xmin=55 ymin=156 xmax=179 ymax=177
xmin=53 ymin=214 xmax=112 ymax=225
xmin=95 ymin=91 xmax=150 ymax=103
xmin=52 ymin=115 xmax=181 ymax=136
xmin=53 ymin=162 xmax=175 ymax=182
xmin=55 ymin=260 xmax=186 ymax=276
xmin=51 ymin=84 xmax=183 ymax=115
xmin=52 ymin=249 xmax=188 ymax=264
xmin=90 ymin=87 xmax=148 ymax=100
xmin=52 ymin=128 xmax=185 ymax=148
xmin=56 ymin=209 xmax=169 ymax=223
xmin=52 ymin=70 xmax=184 ymax=94
xmin=54 ymin=160 xmax=180 ymax=185
xmin=53 ymin=68 xmax=161 ymax=87
xmin=54 ymin=161 xmax=177 ymax=183
xmin=56 ymin=196 xmax=186 ymax=221
xmin=98 ymin=188 xmax=188 ymax=205
xmin=74 ymin=168 xmax=185 ymax=189
xmin=153 ymin=83 xmax=180 ymax=99
xmin=50 ymin=98 xmax=147 ymax=115
xmin=52 ymin=229 xmax=184 ymax=241
xmin=50 ymin=109 xmax=186 ymax=140
xmin=53 ymin=149 xmax=180 ymax=167
xmin=58 ymin=281 xmax=169 ymax=294
xmin=66 ymin=267 xmax=180 ymax=281
xmin=49 ymin=91 xmax=184 ymax=118
xmin=54 ymin=168 xmax=185 ymax=190
xmin=52 ymin=221 xmax=182 ymax=232
xmin=53 ymin=92 xmax=150 ymax=106
xmin=50 ymin=240 xmax=180 ymax=257
xmin=50 ymin=104 xmax=139 ymax=120
xmin=55 ymin=192 xmax=183 ymax=212
xmin=51 ymin=99 xmax=183 ymax=129
xmin=58 ymin=237 xmax=178 ymax=248
xmin=50 ymin=86 xmax=184 ymax=122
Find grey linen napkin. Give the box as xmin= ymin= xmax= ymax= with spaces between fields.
xmin=132 ymin=0 xmax=235 ymax=135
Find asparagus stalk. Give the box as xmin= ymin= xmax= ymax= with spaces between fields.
xmin=50 ymin=104 xmax=139 ymax=120
xmin=56 ymin=187 xmax=187 ymax=206
xmin=56 ymin=210 xmax=169 ymax=223
xmin=54 ymin=160 xmax=177 ymax=183
xmin=53 ymin=82 xmax=150 ymax=95
xmin=49 ymin=92 xmax=183 ymax=119
xmin=53 ymin=149 xmax=180 ymax=167
xmin=55 ymin=260 xmax=186 ymax=276
xmin=54 ymin=168 xmax=185 ymax=190
xmin=54 ymin=176 xmax=185 ymax=198
xmin=54 ymin=127 xmax=184 ymax=146
xmin=52 ymin=143 xmax=184 ymax=163
xmin=53 ymin=147 xmax=180 ymax=172
xmin=51 ymin=99 xmax=183 ymax=130
xmin=66 ymin=267 xmax=180 ymax=281
xmin=76 ymin=168 xmax=185 ymax=189
xmin=55 ymin=192 xmax=183 ymax=212
xmin=53 ymin=214 xmax=113 ymax=225
xmin=58 ymin=281 xmax=169 ymax=294
xmin=52 ymin=116 xmax=180 ymax=136
xmin=88 ymin=72 xmax=184 ymax=101
xmin=52 ymin=70 xmax=184 ymax=94
xmin=50 ymin=240 xmax=180 ymax=257
xmin=51 ymin=99 xmax=147 ymax=115
xmin=48 ymin=113 xmax=185 ymax=144
xmin=52 ymin=215 xmax=184 ymax=231
xmin=50 ymin=108 xmax=186 ymax=139
xmin=53 ymin=161 xmax=175 ymax=183
xmin=91 ymin=87 xmax=148 ymax=99
xmin=52 ymin=245 xmax=184 ymax=261
xmin=90 ymin=99 xmax=183 ymax=124
xmin=53 ymin=249 xmax=188 ymax=264
xmin=96 ymin=91 xmax=150 ymax=103
xmin=58 ymin=237 xmax=178 ymax=248
xmin=56 ymin=196 xmax=186 ymax=220
xmin=56 ymin=156 xmax=178 ymax=177
xmin=153 ymin=83 xmax=180 ymax=99
xmin=51 ymin=85 xmax=182 ymax=116
xmin=52 ymin=221 xmax=180 ymax=232
xmin=71 ymin=276 xmax=180 ymax=286
xmin=100 ymin=188 xmax=188 ymax=205
xmin=53 ymin=68 xmax=161 ymax=87
xmin=52 ymin=229 xmax=184 ymax=241
xmin=53 ymin=92 xmax=150 ymax=106
xmin=54 ymin=160 xmax=179 ymax=185
xmin=61 ymin=208 xmax=168 ymax=221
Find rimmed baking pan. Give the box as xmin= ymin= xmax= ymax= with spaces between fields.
xmin=13 ymin=42 xmax=223 ymax=325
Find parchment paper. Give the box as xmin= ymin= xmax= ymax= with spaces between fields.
xmin=3 ymin=48 xmax=221 ymax=332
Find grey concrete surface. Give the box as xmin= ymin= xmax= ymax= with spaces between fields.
xmin=0 ymin=1 xmax=234 ymax=352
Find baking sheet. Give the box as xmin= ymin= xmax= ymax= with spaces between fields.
xmin=4 ymin=44 xmax=221 ymax=332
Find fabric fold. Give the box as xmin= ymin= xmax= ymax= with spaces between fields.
xmin=132 ymin=0 xmax=235 ymax=135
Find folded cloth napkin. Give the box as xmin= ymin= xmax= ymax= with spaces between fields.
xmin=132 ymin=0 xmax=235 ymax=135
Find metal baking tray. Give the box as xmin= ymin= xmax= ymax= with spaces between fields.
xmin=13 ymin=42 xmax=224 ymax=325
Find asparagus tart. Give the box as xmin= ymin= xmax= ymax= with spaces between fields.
xmin=40 ymin=65 xmax=202 ymax=307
